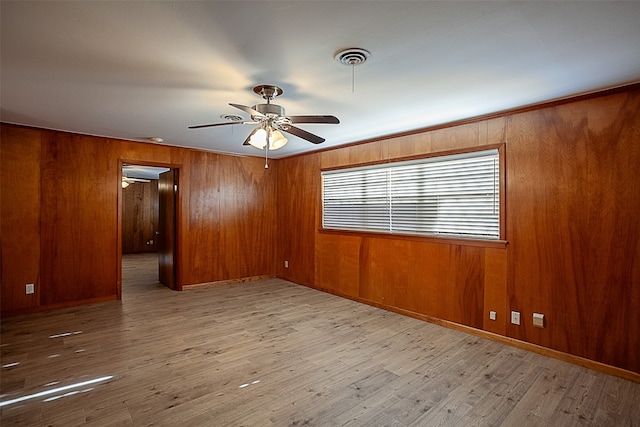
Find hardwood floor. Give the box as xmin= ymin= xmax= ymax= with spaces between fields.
xmin=2 ymin=253 xmax=639 ymax=426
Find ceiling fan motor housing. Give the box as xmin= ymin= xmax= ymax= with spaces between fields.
xmin=252 ymin=103 xmax=285 ymax=119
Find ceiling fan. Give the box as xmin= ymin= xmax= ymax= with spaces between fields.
xmin=189 ymin=85 xmax=340 ymax=151
xmin=121 ymin=176 xmax=150 ymax=188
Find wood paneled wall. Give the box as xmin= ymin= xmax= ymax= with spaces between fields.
xmin=122 ymin=180 xmax=159 ymax=254
xmin=276 ymin=154 xmax=319 ymax=287
xmin=1 ymin=126 xmax=277 ymax=315
xmin=505 ymin=91 xmax=640 ymax=374
xmin=40 ymin=132 xmax=120 ymax=305
xmin=1 ymin=125 xmax=41 ymax=311
xmin=186 ymin=151 xmax=278 ymax=284
xmin=276 ymin=85 xmax=640 ymax=374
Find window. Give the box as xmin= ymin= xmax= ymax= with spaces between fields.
xmin=322 ymin=148 xmax=500 ymax=239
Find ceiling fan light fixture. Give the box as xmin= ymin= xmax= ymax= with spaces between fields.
xmin=269 ymin=130 xmax=288 ymax=150
xmin=248 ymin=127 xmax=288 ymax=150
xmin=248 ymin=128 xmax=268 ymax=149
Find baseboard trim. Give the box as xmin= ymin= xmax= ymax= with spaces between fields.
xmin=293 ymin=281 xmax=640 ymax=384
xmin=182 ymin=275 xmax=275 ymax=290
xmin=1 ymin=295 xmax=119 ymax=318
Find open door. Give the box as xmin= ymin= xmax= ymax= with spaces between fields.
xmin=158 ymin=169 xmax=177 ymax=289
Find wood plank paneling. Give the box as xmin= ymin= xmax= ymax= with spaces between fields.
xmin=186 ymin=151 xmax=220 ymax=284
xmin=186 ymin=152 xmax=277 ymax=284
xmin=387 ymin=132 xmax=432 ymax=160
xmin=372 ymin=242 xmax=485 ymax=328
xmin=320 ymin=140 xmax=387 ymax=169
xmin=276 ymin=154 xmax=319 ymax=286
xmin=431 ymin=122 xmax=481 ymax=151
xmin=369 ymin=238 xmax=412 ymax=308
xmin=122 ymin=180 xmax=158 ymax=254
xmin=483 ymin=248 xmax=508 ymax=335
xmin=506 ymin=102 xmax=589 ymax=355
xmin=347 ymin=140 xmax=388 ymax=165
xmin=373 ymin=241 xmax=492 ymax=328
xmin=216 ymin=155 xmax=277 ymax=279
xmin=316 ymin=235 xmax=486 ymax=329
xmin=40 ymin=132 xmax=120 ymax=304
xmin=1 ymin=126 xmax=41 ymax=312
xmin=480 ymin=116 xmax=507 ymax=146
xmin=403 ymin=241 xmax=451 ymax=318
xmin=320 ymin=147 xmax=350 ymax=169
xmin=119 ymin=139 xmax=173 ymax=164
xmin=584 ymin=91 xmax=640 ymax=373
xmin=500 ymin=96 xmax=640 ymax=369
xmin=315 ymin=233 xmax=362 ymax=297
xmin=450 ymin=245 xmax=485 ymax=328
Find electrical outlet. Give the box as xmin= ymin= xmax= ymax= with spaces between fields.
xmin=26 ymin=283 xmax=35 ymax=294
xmin=510 ymin=311 xmax=521 ymax=325
xmin=489 ymin=311 xmax=497 ymax=321
xmin=533 ymin=313 xmax=545 ymax=328
xmin=284 ymin=260 xmax=289 ymax=268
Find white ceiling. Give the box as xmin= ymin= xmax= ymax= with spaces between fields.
xmin=123 ymin=165 xmax=170 ymax=180
xmin=2 ymin=1 xmax=639 ymax=159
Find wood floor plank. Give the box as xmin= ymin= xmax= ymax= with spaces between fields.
xmin=1 ymin=253 xmax=639 ymax=426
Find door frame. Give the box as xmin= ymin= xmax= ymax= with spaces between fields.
xmin=117 ymin=159 xmax=181 ymax=299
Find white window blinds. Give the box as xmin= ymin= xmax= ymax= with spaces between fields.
xmin=322 ymin=149 xmax=500 ymax=239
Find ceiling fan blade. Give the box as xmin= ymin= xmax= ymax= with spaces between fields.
xmin=188 ymin=121 xmax=242 ymax=129
xmin=229 ymin=103 xmax=264 ymax=118
xmin=282 ymin=125 xmax=325 ymax=144
xmin=123 ymin=177 xmax=151 ymax=183
xmin=287 ymin=115 xmax=340 ymax=124
xmin=189 ymin=120 xmax=259 ymax=129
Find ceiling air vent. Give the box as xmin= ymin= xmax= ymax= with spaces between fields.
xmin=334 ymin=48 xmax=371 ymax=66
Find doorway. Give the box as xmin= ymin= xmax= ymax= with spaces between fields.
xmin=118 ymin=162 xmax=178 ymax=297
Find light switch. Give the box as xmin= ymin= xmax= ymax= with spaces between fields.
xmin=26 ymin=283 xmax=35 ymax=294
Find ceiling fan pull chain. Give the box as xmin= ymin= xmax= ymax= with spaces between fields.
xmin=265 ymin=124 xmax=270 ymax=168
xmin=352 ymin=64 xmax=355 ymax=93
xmin=334 ymin=48 xmax=370 ymax=93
